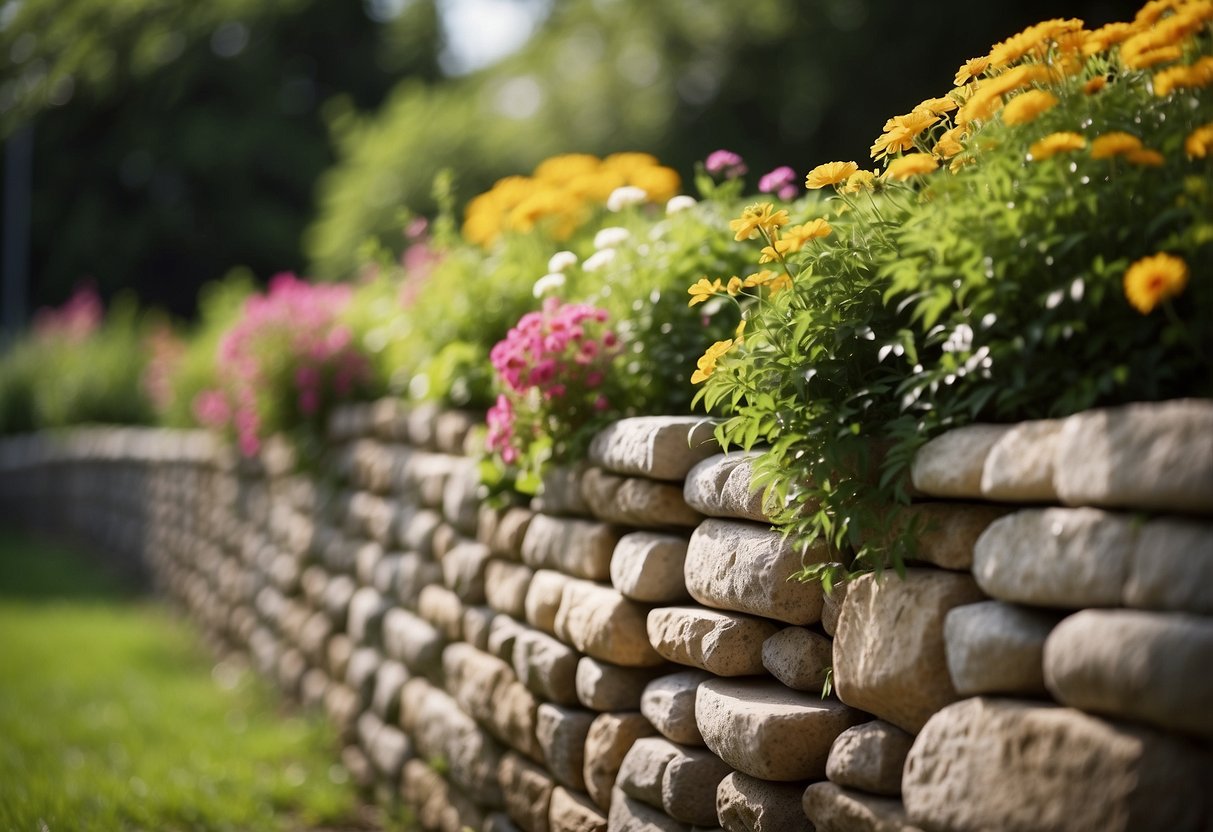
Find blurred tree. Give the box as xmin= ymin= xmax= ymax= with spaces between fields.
xmin=0 ymin=0 xmax=441 ymax=315
xmin=308 ymin=0 xmax=1141 ymax=278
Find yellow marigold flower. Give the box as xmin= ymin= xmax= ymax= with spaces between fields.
xmin=1030 ymin=132 xmax=1087 ymax=160
xmin=1185 ymin=123 xmax=1213 ymax=157
xmin=950 ymin=155 xmax=977 ymax=173
xmin=729 ymin=203 xmax=790 ymax=242
xmin=915 ymin=96 xmax=959 ymax=115
xmin=759 ymin=240 xmax=793 ymax=264
xmin=1084 ymin=22 xmax=1136 ymax=55
xmin=871 ymin=111 xmax=938 ymax=160
xmin=957 ymin=89 xmax=1003 ymax=126
xmin=1123 ymin=252 xmax=1188 ymax=314
xmin=691 ymin=339 xmax=735 ymax=384
xmin=768 ymin=273 xmax=794 ymax=296
xmin=742 ymin=270 xmax=779 ymax=288
xmin=988 ymin=19 xmax=1083 ymax=68
xmin=1123 ymin=43 xmax=1185 ymax=69
xmin=886 ymin=153 xmax=940 ymax=181
xmin=1002 ymin=89 xmax=1059 ymax=125
xmin=1126 ymin=148 xmax=1166 ymax=166
xmin=955 ymin=57 xmax=990 ymax=85
xmin=568 ymin=170 xmax=626 ymax=202
xmin=805 ymin=161 xmax=860 ymax=189
xmin=1154 ymin=56 xmax=1213 ymax=95
xmin=629 ymin=165 xmax=681 ymax=203
xmin=984 ymin=64 xmax=1052 ymax=97
xmin=785 ymin=218 xmax=832 ymax=248
xmin=1084 ymin=75 xmax=1109 ymax=94
xmin=933 ymin=126 xmax=967 ymax=159
xmin=603 ymin=152 xmax=661 ymax=176
xmin=1090 ymin=131 xmax=1144 ymax=159
xmin=688 ymin=277 xmax=724 ymax=306
xmin=1135 ymin=0 xmax=1177 ymax=26
xmin=842 ymin=170 xmax=877 ymax=193
xmin=725 ymin=276 xmax=744 ymax=296
xmin=534 ymin=154 xmax=601 ymax=182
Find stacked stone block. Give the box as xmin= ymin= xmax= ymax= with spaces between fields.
xmin=1 ymin=398 xmax=1210 ymax=832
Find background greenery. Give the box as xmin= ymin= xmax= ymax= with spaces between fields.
xmin=2 ymin=0 xmax=1141 ymax=315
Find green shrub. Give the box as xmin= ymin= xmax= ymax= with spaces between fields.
xmin=691 ymin=4 xmax=1213 ymax=585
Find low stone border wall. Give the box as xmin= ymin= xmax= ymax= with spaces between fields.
xmin=1 ymin=398 xmax=1210 ymax=832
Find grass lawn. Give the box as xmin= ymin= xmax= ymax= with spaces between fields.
xmin=0 ymin=527 xmax=391 ymax=831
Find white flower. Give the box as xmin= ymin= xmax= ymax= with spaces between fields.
xmin=582 ymin=249 xmax=617 ymax=272
xmin=606 ymin=186 xmax=648 ymax=212
xmin=547 ymin=250 xmax=578 ymax=273
xmin=531 ymin=272 xmax=567 ymax=298
xmin=665 ymin=195 xmax=697 ymax=214
xmin=593 ymin=226 xmax=630 ymax=250
xmin=942 ymin=324 xmax=974 ymax=354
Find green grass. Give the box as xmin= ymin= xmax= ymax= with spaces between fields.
xmin=0 ymin=528 xmax=378 ymax=831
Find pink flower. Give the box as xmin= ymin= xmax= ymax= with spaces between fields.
xmin=705 ymin=150 xmax=747 ymax=179
xmin=759 ymin=166 xmax=798 ymax=201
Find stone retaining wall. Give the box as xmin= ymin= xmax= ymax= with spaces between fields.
xmin=1 ymin=398 xmax=1210 ymax=832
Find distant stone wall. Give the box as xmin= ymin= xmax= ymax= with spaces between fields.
xmin=0 ymin=398 xmax=1210 ymax=832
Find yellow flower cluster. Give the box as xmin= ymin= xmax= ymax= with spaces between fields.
xmin=462 ymin=152 xmax=680 ymax=247
xmin=816 ymin=0 xmax=1213 ymax=183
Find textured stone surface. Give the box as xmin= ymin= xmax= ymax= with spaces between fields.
xmin=641 ymin=670 xmax=710 ymax=746
xmin=911 ymin=424 xmax=1013 ymax=499
xmin=522 ymin=515 xmax=618 ymax=582
xmin=834 ymin=569 xmax=984 ymax=732
xmin=486 ymin=559 xmax=535 ymax=619
xmin=463 ymin=604 xmax=495 ymax=651
xmin=716 ymin=772 xmax=813 ymax=832
xmin=442 ymin=540 xmax=492 ymax=604
xmin=647 ymin=606 xmax=777 ymax=676
xmin=582 ymin=468 xmax=703 ymax=529
xmin=370 ymin=659 xmax=409 ymax=722
xmin=1043 ymin=608 xmax=1213 ymax=739
xmin=499 ymin=751 xmax=556 ymax=832
xmin=488 ymin=614 xmax=526 ymax=664
xmin=549 ymin=786 xmax=607 ymax=832
xmin=610 ymin=532 xmax=692 ymax=603
xmin=696 ymin=678 xmax=865 ymax=781
xmin=383 ymin=606 xmax=445 ymax=674
xmin=684 ymin=519 xmax=827 ymax=625
xmin=536 ymin=703 xmax=595 ymax=791
xmin=902 ymin=697 xmax=1213 ymax=832
xmin=526 ymin=569 xmax=571 ymax=635
xmin=588 ymin=416 xmax=719 ymax=481
xmin=682 ymin=452 xmax=773 ymax=523
xmin=974 ymin=508 xmax=1213 ymax=613
xmin=803 ymin=782 xmax=922 ymax=832
xmin=878 ymin=503 xmax=1010 ymax=572
xmin=417 ymin=584 xmax=464 ymax=642
xmin=575 ymin=657 xmax=667 ymax=713
xmin=617 ymin=737 xmax=682 ymax=809
xmin=762 ymin=626 xmax=832 ymax=692
xmin=1053 ymin=399 xmax=1213 ymax=514
xmin=536 ymin=464 xmax=593 ymax=517
xmin=401 ymin=758 xmax=486 ymax=832
xmin=821 ymin=582 xmax=846 ymax=637
xmin=490 ymin=507 xmax=536 ymax=559
xmin=660 ymin=745 xmax=733 ymax=826
xmin=607 ymin=788 xmax=689 ymax=832
xmin=555 ymin=579 xmax=664 ymax=667
xmin=980 ymin=419 xmax=1064 ymax=502
xmin=394 ymin=551 xmax=443 ymax=607
xmin=826 ymin=720 xmax=914 ymax=797
xmin=513 ymin=626 xmax=581 ymax=706
xmin=583 ymin=713 xmax=656 ymax=811
xmin=945 ymin=600 xmax=1060 ymax=697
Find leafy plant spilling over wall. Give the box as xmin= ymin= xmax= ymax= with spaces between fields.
xmin=0 ymin=0 xmax=1209 ymax=582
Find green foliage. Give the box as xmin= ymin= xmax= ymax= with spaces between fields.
xmin=2 ymin=0 xmax=438 ymax=314
xmin=695 ymin=8 xmax=1213 ymax=584
xmin=0 ymin=294 xmax=157 ymax=434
